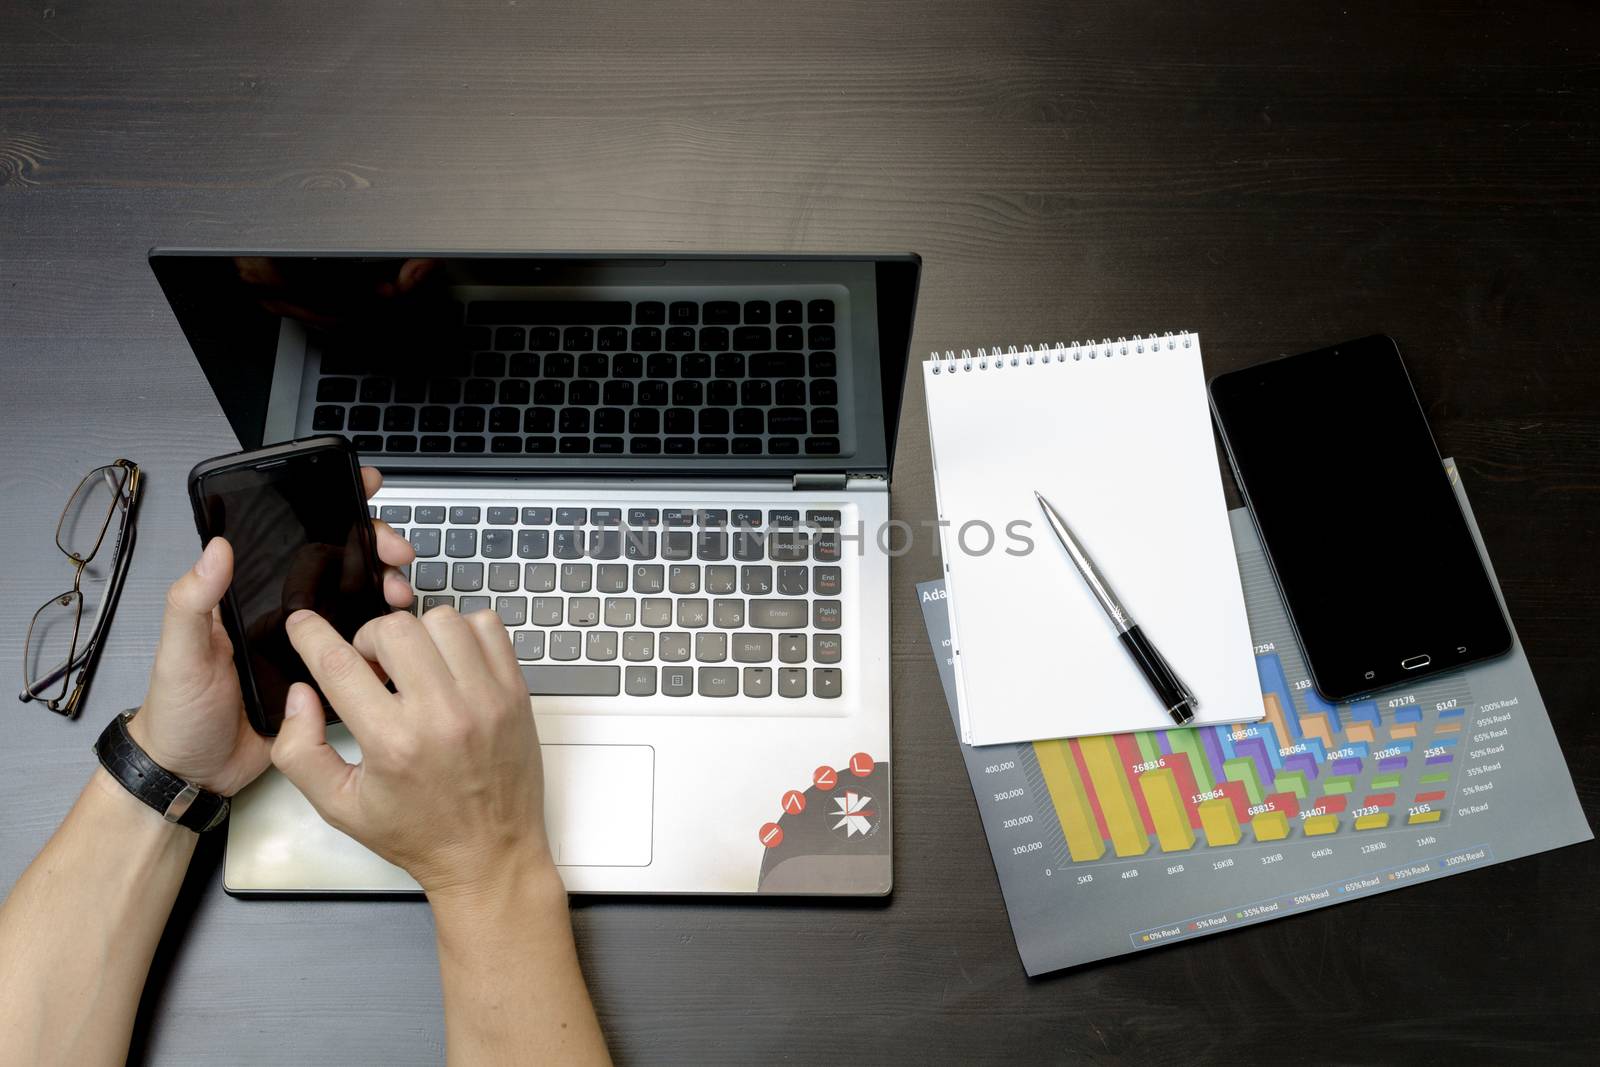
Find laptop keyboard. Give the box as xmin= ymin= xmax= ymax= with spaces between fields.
xmin=377 ymin=502 xmax=846 ymax=701
xmin=312 ymin=297 xmax=842 ymax=459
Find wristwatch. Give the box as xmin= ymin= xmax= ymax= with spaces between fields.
xmin=93 ymin=709 xmax=230 ymax=832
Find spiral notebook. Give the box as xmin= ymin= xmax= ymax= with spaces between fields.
xmin=924 ymin=332 xmax=1264 ymax=746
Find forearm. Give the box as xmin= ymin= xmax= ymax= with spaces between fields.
xmin=429 ymin=853 xmax=610 ymax=1067
xmin=0 ymin=768 xmax=196 ymax=1067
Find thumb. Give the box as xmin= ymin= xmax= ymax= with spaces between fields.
xmin=157 ymin=538 xmax=232 ymax=660
xmin=272 ymin=683 xmax=356 ymax=828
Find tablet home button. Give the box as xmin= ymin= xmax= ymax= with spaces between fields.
xmin=1401 ymin=654 xmax=1431 ymax=671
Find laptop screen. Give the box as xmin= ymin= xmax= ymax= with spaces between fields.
xmin=150 ymin=252 xmax=920 ymax=478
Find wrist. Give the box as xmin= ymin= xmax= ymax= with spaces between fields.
xmin=425 ymin=843 xmax=565 ymax=927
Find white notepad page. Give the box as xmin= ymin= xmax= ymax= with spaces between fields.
xmin=924 ymin=333 xmax=1264 ymax=745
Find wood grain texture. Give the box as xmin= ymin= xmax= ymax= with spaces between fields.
xmin=1 ymin=1 xmax=1596 ymax=1063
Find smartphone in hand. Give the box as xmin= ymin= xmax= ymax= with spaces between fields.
xmin=188 ymin=435 xmax=391 ymax=735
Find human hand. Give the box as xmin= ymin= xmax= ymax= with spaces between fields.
xmin=271 ymin=606 xmax=550 ymax=898
xmin=129 ymin=468 xmax=414 ymax=795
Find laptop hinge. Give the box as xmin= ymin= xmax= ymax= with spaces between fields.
xmin=792 ymin=472 xmax=849 ymax=492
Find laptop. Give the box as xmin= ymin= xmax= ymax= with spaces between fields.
xmin=150 ymin=251 xmax=920 ymax=895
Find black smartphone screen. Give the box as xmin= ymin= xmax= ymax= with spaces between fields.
xmin=1209 ymin=336 xmax=1510 ymax=700
xmin=192 ymin=441 xmax=388 ymax=733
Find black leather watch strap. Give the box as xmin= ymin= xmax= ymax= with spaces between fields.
xmin=94 ymin=710 xmax=229 ymax=832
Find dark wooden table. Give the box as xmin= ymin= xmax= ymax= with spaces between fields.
xmin=3 ymin=2 xmax=1596 ymax=1062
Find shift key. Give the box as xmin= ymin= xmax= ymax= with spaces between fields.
xmin=521 ymin=665 xmax=621 ymax=695
xmin=749 ymin=599 xmax=809 ymax=629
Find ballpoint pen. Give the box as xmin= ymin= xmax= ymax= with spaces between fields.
xmin=1034 ymin=490 xmax=1198 ymax=726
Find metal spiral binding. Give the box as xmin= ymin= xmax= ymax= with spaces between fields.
xmin=928 ymin=331 xmax=1192 ymax=372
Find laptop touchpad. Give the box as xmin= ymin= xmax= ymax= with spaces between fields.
xmin=543 ymin=744 xmax=654 ymax=868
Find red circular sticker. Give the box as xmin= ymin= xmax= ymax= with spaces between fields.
xmin=849 ymin=752 xmax=875 ymax=777
xmin=758 ymin=822 xmax=784 ymax=848
xmin=782 ymin=789 xmax=806 ymax=814
xmin=813 ymin=766 xmax=838 ymax=790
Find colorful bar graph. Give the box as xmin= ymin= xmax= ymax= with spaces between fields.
xmin=1414 ymin=790 xmax=1447 ymax=804
xmin=1299 ymin=712 xmax=1335 ymax=751
xmin=1394 ymin=705 xmax=1423 ymax=723
xmin=1347 ymin=723 xmax=1376 ymax=744
xmin=1322 ymin=776 xmax=1354 ymax=795
xmin=1224 ymin=757 xmax=1265 ymax=805
xmin=1253 ymin=810 xmax=1290 ymax=841
xmin=1303 ymin=814 xmax=1339 ymax=835
xmin=1435 ymin=719 xmax=1462 ymax=735
xmin=1419 ymin=770 xmax=1451 ymax=785
xmin=1355 ymin=812 xmax=1391 ymax=830
xmin=1408 ymin=810 xmax=1443 ymax=825
xmin=1364 ymin=793 xmax=1397 ymax=808
xmin=1166 ymin=729 xmax=1213 ymax=793
xmin=1282 ymin=752 xmax=1320 ymax=781
xmin=1078 ymin=736 xmax=1150 ymax=857
xmin=1315 ymin=794 xmax=1347 ymax=813
xmin=1390 ymin=724 xmax=1418 ymax=739
xmin=1274 ymin=771 xmax=1309 ymax=800
xmin=1198 ymin=798 xmax=1241 ymax=846
xmin=1303 ymin=687 xmax=1341 ymax=731
xmin=1136 ymin=769 xmax=1196 ymax=852
xmin=1371 ymin=773 xmax=1402 ymax=790
xmin=1032 ymin=740 xmax=1106 ymax=862
xmin=1425 ymin=753 xmax=1455 ymax=766
xmin=1377 ymin=756 xmax=1408 ymax=772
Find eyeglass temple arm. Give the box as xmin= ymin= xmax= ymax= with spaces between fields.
xmin=17 ymin=522 xmax=138 ymax=701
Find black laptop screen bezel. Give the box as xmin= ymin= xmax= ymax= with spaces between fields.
xmin=149 ymin=250 xmax=921 ymax=481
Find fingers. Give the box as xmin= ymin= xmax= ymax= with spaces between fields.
xmin=463 ymin=608 xmax=526 ymax=697
xmin=360 ymin=467 xmax=383 ymax=500
xmin=372 ymin=519 xmax=414 ymax=565
xmin=157 ymin=538 xmax=234 ymax=666
xmin=285 ymin=609 xmax=393 ymax=731
xmin=419 ymin=605 xmax=489 ymax=681
xmin=382 ymin=569 xmax=414 ymax=609
xmin=272 ymin=683 xmax=356 ymax=826
xmin=351 ymin=612 xmax=452 ymax=700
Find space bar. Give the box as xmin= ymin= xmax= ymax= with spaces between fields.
xmin=522 ymin=665 xmax=621 ymax=696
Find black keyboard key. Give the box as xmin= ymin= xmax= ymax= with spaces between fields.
xmin=696 ymin=509 xmax=728 ymax=526
xmin=768 ymin=509 xmax=799 ymax=526
xmin=769 ymin=437 xmax=799 ymax=454
xmin=510 ymin=352 xmax=540 ymax=377
xmin=769 ymin=532 xmax=808 ymax=562
xmin=625 ymin=530 xmax=658 ymax=559
xmin=603 ymin=381 xmax=634 ymax=405
xmin=669 ymin=301 xmax=698 ymax=325
xmin=346 ymin=405 xmax=379 ymax=431
xmin=808 ymin=324 xmax=835 ymax=349
xmin=563 ymin=327 xmax=593 ymax=351
xmin=473 ymin=352 xmax=505 ymax=377
xmin=807 ymin=299 xmax=835 ymax=323
xmin=579 ymin=353 xmax=609 ymax=378
xmin=522 ymin=507 xmax=553 ymax=525
xmin=750 ymin=352 xmax=803 ymax=377
xmin=629 ymin=408 xmax=660 ymax=434
xmin=380 ymin=505 xmax=412 ymax=523
xmin=635 ymin=301 xmax=665 ymax=325
xmin=597 ymin=326 xmax=627 ymax=351
xmin=556 ymin=507 xmax=587 ymax=526
xmin=806 ymin=509 xmax=841 ymax=528
xmin=525 ymin=407 xmax=555 ymax=433
xmin=453 ymin=436 xmax=485 ymax=453
xmin=631 ymin=326 xmax=661 ymax=351
xmin=530 ymin=327 xmax=561 ymax=350
xmin=733 ymin=326 xmax=771 ymax=350
xmin=414 ymin=506 xmax=446 ymax=524
xmin=446 ymin=528 xmax=478 ymax=557
xmin=594 ymin=436 xmax=623 ymax=454
xmin=680 ymin=353 xmax=711 ymax=379
xmin=417 ymin=406 xmax=449 ymax=432
xmin=387 ymin=435 xmax=417 ymax=452
xmin=707 ymin=380 xmax=737 ymax=407
xmin=768 ymin=408 xmax=807 ymax=434
xmin=518 ymin=530 xmax=550 ymax=559
xmin=448 ymin=506 xmax=481 ymax=525
xmin=672 ymin=381 xmax=703 ymax=406
xmin=812 ymin=531 xmax=841 ymax=561
xmin=454 ymin=407 xmax=486 ymax=433
xmin=568 ymin=380 xmax=599 ymax=405
xmin=489 ymin=406 xmax=520 ymax=433
xmin=663 ymin=509 xmax=695 ymax=527
xmin=664 ymin=408 xmax=695 ymax=434
xmin=664 ymin=437 xmax=694 ymax=454
xmin=394 ymin=378 xmax=427 ymax=403
xmin=776 ymin=299 xmax=802 ymax=324
xmin=383 ymin=407 xmax=416 ymax=432
xmin=613 ymin=352 xmax=643 ymax=378
xmin=316 ymin=377 xmax=357 ymax=402
xmin=629 ymin=438 xmax=661 ymax=454
xmin=589 ymin=529 xmax=622 ymax=559
xmin=646 ymin=353 xmax=676 ymax=378
xmin=464 ymin=379 xmax=496 ymax=404
xmin=698 ymin=327 xmax=728 ymax=352
xmin=480 ymin=507 xmax=514 ymax=526
xmin=558 ymin=437 xmax=590 ymax=454
xmin=534 ymin=380 xmax=565 ymax=405
xmin=698 ymin=408 xmax=729 ymax=434
xmin=466 ymin=301 xmax=631 ymax=325
xmin=554 ymin=529 xmax=584 ymax=558
xmin=775 ymin=325 xmax=804 ymax=350
xmin=422 ymin=435 xmax=452 ymax=453
xmin=811 ymin=409 xmax=840 ymax=434
xmin=714 ymin=353 xmax=745 ymax=378
xmin=704 ymin=301 xmax=739 ymax=325
xmin=359 ymin=377 xmax=393 ymax=403
xmin=733 ymin=408 xmax=764 ymax=434
xmin=741 ymin=380 xmax=772 ymax=406
xmin=663 ymin=531 xmax=694 ymax=560
xmin=544 ymin=352 xmax=575 ymax=377
xmin=312 ymin=405 xmax=345 ymax=431
xmin=482 ymin=529 xmax=513 ymax=558
xmin=776 ymin=379 xmax=806 ymax=405
xmin=805 ymin=436 xmax=840 ymax=454
xmin=499 ymin=379 xmax=531 ymax=405
xmin=628 ymin=508 xmax=659 ymax=526
xmin=810 ymin=379 xmax=838 ymax=404
xmin=526 ymin=436 xmax=557 ymax=453
xmin=731 ymin=509 xmax=762 ymax=527
xmin=697 ymin=529 xmax=729 ymax=558
xmin=494 ymin=326 xmax=525 ymax=350
xmin=732 ymin=437 xmax=762 ymax=454
xmin=666 ymin=327 xmax=696 ymax=351
xmin=732 ymin=530 xmax=765 ymax=562
xmin=594 ymin=407 xmax=625 ymax=434
xmin=809 ymin=351 xmax=837 ymax=377
xmin=429 ymin=378 xmax=461 ymax=403
xmin=743 ymin=300 xmax=770 ymax=324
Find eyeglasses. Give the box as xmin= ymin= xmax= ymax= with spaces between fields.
xmin=20 ymin=459 xmax=142 ymax=717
